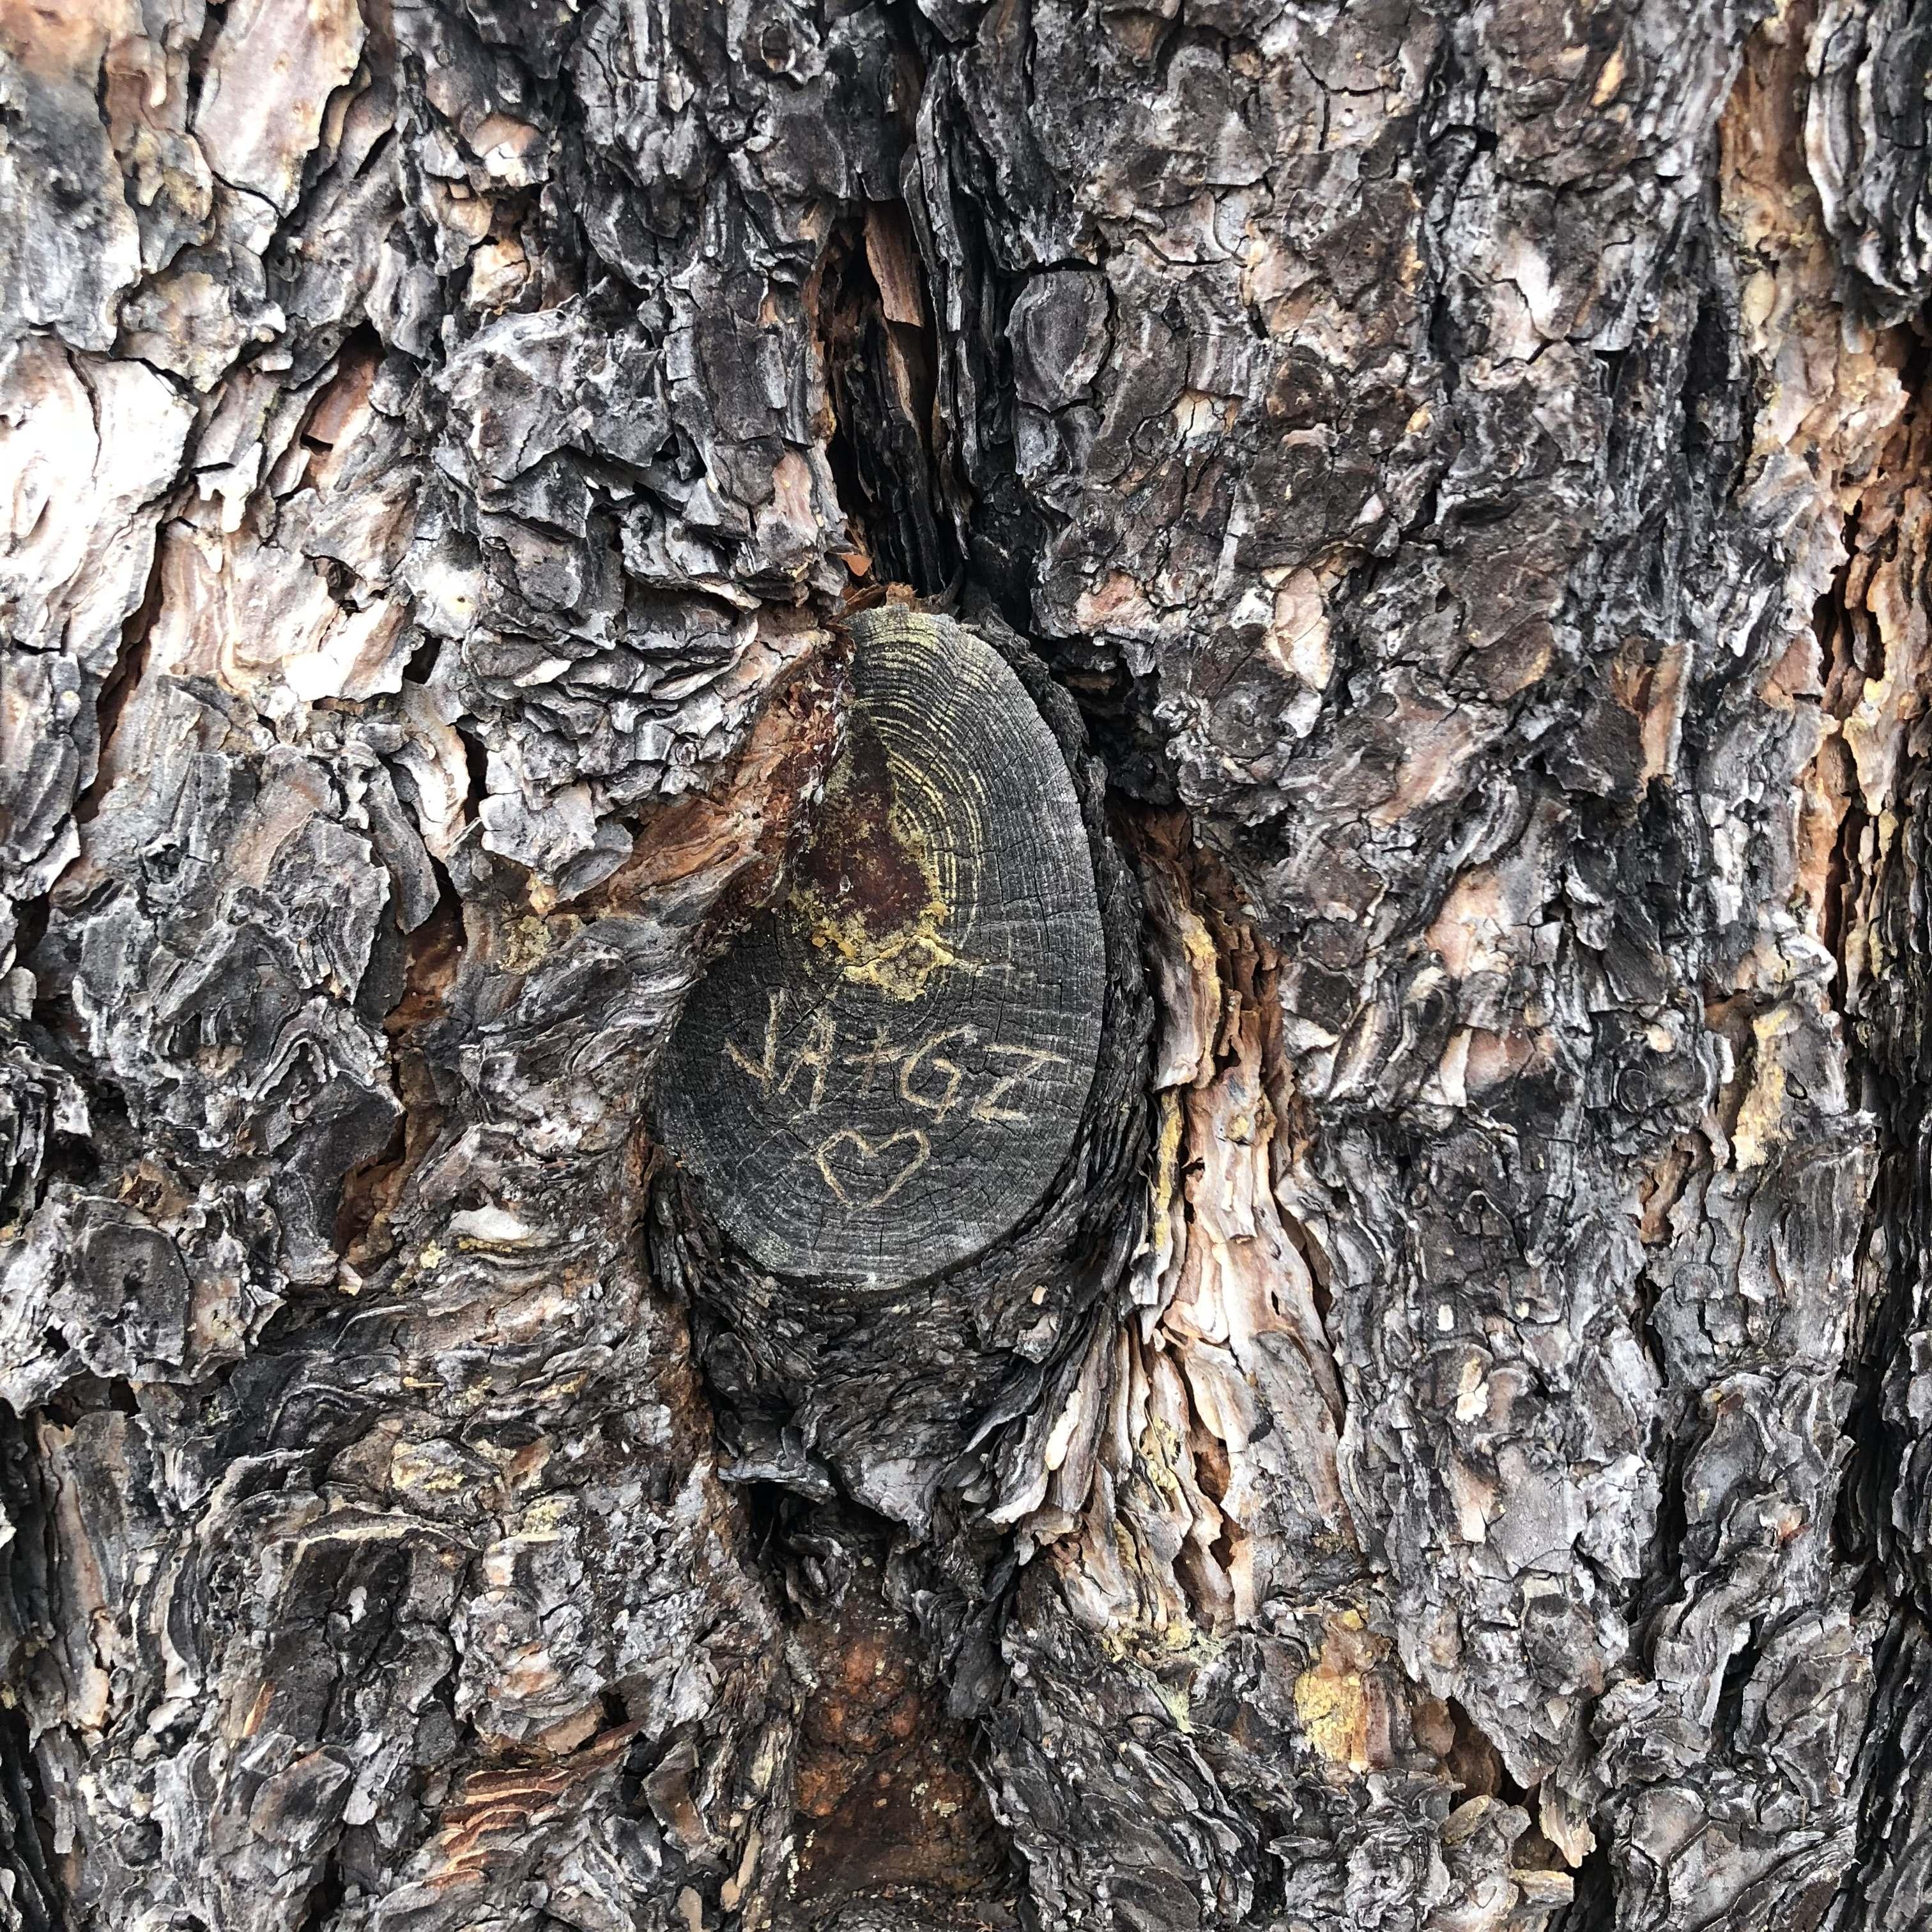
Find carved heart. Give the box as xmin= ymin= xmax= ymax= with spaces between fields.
xmin=813 ymin=1128 xmax=931 ymax=1209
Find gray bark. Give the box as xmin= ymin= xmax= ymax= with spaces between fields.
xmin=1 ymin=1 xmax=1931 ymax=1929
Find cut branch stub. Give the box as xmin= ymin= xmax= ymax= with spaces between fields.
xmin=656 ymin=606 xmax=1105 ymax=1287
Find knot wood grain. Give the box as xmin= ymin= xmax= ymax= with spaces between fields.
xmin=656 ymin=609 xmax=1105 ymax=1286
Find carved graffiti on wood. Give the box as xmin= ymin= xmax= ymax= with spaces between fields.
xmin=656 ymin=608 xmax=1105 ymax=1285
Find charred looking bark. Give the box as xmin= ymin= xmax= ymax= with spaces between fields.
xmin=9 ymin=1 xmax=1932 ymax=1931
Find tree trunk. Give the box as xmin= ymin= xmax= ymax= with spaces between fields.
xmin=3 ymin=0 xmax=1931 ymax=1927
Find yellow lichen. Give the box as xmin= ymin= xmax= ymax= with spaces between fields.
xmin=792 ymin=799 xmax=971 ymax=1001
xmin=1731 ymin=1003 xmax=1798 ymax=1169
xmin=499 ymin=911 xmax=580 ymax=974
xmin=388 ymin=1441 xmax=472 ymax=1498
xmin=1294 ymin=1621 xmax=1374 ymax=1774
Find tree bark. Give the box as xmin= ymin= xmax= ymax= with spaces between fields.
xmin=3 ymin=0 xmax=1932 ymax=1928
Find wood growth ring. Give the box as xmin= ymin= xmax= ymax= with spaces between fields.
xmin=656 ymin=608 xmax=1106 ymax=1286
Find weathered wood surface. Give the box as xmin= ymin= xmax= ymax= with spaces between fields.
xmin=658 ymin=605 xmax=1107 ymax=1285
xmin=2 ymin=1 xmax=1932 ymax=1930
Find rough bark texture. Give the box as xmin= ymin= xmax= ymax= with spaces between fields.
xmin=4 ymin=1 xmax=1932 ymax=1929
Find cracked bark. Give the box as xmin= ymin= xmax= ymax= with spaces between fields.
xmin=4 ymin=0 xmax=1932 ymax=1928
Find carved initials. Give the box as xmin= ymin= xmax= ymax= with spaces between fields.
xmin=776 ymin=1008 xmax=837 ymax=1112
xmin=970 ymin=1044 xmax=1068 ymax=1123
xmin=899 ymin=1026 xmax=973 ymax=1121
xmin=724 ymin=991 xmax=784 ymax=1091
xmin=842 ymin=1023 xmax=903 ymax=1094
xmin=724 ymin=998 xmax=1061 ymax=1134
